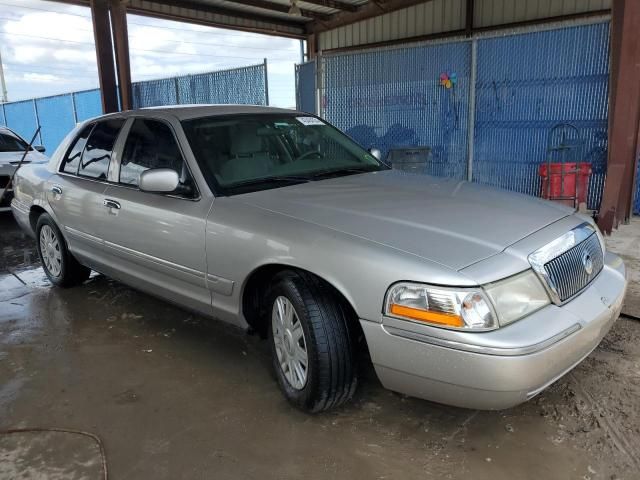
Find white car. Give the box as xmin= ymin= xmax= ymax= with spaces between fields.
xmin=0 ymin=126 xmax=48 ymax=212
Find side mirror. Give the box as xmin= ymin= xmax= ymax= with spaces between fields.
xmin=34 ymin=145 xmax=46 ymax=153
xmin=368 ymin=148 xmax=382 ymax=161
xmin=139 ymin=168 xmax=180 ymax=193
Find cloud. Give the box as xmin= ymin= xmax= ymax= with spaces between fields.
xmin=0 ymin=0 xmax=302 ymax=107
xmin=23 ymin=72 xmax=60 ymax=83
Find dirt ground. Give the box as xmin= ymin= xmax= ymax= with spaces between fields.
xmin=1 ymin=211 xmax=639 ymax=480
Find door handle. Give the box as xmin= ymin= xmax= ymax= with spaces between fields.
xmin=51 ymin=185 xmax=62 ymax=195
xmin=103 ymin=199 xmax=121 ymax=210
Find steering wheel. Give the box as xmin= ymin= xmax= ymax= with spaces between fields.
xmin=296 ymin=149 xmax=325 ymax=161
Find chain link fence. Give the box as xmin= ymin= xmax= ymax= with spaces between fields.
xmin=0 ymin=62 xmax=268 ymax=154
xmin=473 ymin=22 xmax=610 ymax=210
xmin=312 ymin=21 xmax=611 ymax=210
xmin=321 ymin=41 xmax=472 ymax=180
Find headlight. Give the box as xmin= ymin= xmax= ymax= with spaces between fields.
xmin=384 ymin=283 xmax=497 ymax=331
xmin=484 ymin=270 xmax=550 ymax=326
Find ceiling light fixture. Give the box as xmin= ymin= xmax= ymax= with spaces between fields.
xmin=288 ymin=0 xmax=302 ymax=16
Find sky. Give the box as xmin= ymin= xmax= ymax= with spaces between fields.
xmin=0 ymin=0 xmax=303 ymax=107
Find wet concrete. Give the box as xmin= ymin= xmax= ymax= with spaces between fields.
xmin=1 ymin=211 xmax=639 ymax=479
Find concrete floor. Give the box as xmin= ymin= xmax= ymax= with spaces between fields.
xmin=1 ymin=211 xmax=639 ymax=480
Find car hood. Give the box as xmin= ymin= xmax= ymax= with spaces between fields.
xmin=0 ymin=151 xmax=48 ymax=165
xmin=239 ymin=170 xmax=573 ymax=270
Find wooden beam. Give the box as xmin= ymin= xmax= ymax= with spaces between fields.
xmin=224 ymin=0 xmax=332 ymax=21
xmin=308 ymin=0 xmax=429 ymax=33
xmin=598 ymin=0 xmax=640 ymax=233
xmin=110 ymin=0 xmax=133 ymax=111
xmin=90 ymin=0 xmax=119 ymax=113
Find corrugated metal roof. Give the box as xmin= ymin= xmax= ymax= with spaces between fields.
xmin=474 ymin=0 xmax=611 ymax=27
xmin=318 ymin=0 xmax=465 ymax=50
xmin=318 ymin=0 xmax=611 ymax=51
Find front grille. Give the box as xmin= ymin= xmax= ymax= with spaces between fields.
xmin=544 ymin=233 xmax=603 ymax=302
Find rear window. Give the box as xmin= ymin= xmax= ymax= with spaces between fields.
xmin=78 ymin=119 xmax=125 ymax=180
xmin=0 ymin=130 xmax=28 ymax=152
xmin=60 ymin=123 xmax=94 ymax=175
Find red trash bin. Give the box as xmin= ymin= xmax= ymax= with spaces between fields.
xmin=538 ymin=162 xmax=591 ymax=206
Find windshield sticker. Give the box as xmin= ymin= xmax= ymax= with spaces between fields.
xmin=296 ymin=116 xmax=325 ymax=126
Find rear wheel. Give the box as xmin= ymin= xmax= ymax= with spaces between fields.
xmin=267 ymin=270 xmax=358 ymax=412
xmin=36 ymin=213 xmax=90 ymax=287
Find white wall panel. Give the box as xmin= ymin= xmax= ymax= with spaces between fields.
xmin=474 ymin=0 xmax=611 ymax=28
xmin=317 ymin=0 xmax=611 ymax=51
xmin=318 ymin=0 xmax=465 ymax=50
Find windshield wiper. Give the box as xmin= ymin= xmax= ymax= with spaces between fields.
xmin=309 ymin=165 xmax=385 ymax=180
xmin=225 ymin=175 xmax=311 ymax=191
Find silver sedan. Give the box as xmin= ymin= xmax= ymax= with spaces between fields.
xmin=11 ymin=105 xmax=627 ymax=412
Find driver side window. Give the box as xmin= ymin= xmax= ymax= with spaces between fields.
xmin=119 ymin=119 xmax=196 ymax=198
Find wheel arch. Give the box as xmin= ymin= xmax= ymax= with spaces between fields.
xmin=29 ymin=204 xmax=48 ymax=233
xmin=241 ymin=263 xmax=365 ymax=344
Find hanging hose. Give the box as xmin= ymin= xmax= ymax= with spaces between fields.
xmin=0 ymin=126 xmax=41 ymax=206
xmin=0 ymin=427 xmax=108 ymax=480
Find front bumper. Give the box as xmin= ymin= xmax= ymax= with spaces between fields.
xmin=361 ymin=252 xmax=627 ymax=410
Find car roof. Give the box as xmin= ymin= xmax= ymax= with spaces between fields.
xmin=100 ymin=104 xmax=305 ymax=122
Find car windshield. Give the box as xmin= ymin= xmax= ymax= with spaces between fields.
xmin=182 ymin=114 xmax=387 ymax=195
xmin=0 ymin=130 xmax=29 ymax=153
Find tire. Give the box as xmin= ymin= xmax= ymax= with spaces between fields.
xmin=267 ymin=270 xmax=358 ymax=412
xmin=35 ymin=213 xmax=90 ymax=287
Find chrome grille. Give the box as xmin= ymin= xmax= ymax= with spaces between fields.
xmin=543 ymin=233 xmax=603 ymax=302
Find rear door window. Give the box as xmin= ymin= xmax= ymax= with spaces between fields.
xmin=60 ymin=123 xmax=94 ymax=175
xmin=78 ymin=119 xmax=125 ymax=180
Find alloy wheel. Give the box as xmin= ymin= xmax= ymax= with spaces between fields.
xmin=271 ymin=296 xmax=308 ymax=390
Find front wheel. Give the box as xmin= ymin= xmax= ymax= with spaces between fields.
xmin=267 ymin=271 xmax=358 ymax=412
xmin=36 ymin=213 xmax=90 ymax=287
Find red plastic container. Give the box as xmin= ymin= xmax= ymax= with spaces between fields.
xmin=539 ymin=162 xmax=591 ymax=206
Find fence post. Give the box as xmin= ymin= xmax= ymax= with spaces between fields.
xmin=70 ymin=93 xmax=78 ymax=124
xmin=466 ymin=39 xmax=478 ymax=182
xmin=32 ymin=99 xmax=43 ymax=145
xmin=315 ymin=54 xmax=323 ymax=118
xmin=1 ymin=103 xmax=5 ymax=126
xmin=263 ymin=58 xmax=269 ymax=106
xmin=174 ymin=77 xmax=180 ymax=105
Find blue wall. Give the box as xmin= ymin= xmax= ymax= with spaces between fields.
xmin=0 ymin=63 xmax=268 ymax=154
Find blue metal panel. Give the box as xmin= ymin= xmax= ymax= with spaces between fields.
xmin=322 ymin=41 xmax=471 ymax=179
xmin=295 ymin=60 xmax=316 ymax=114
xmin=3 ymin=100 xmax=38 ymax=142
xmin=0 ymin=65 xmax=267 ymax=155
xmin=73 ymin=89 xmax=102 ymax=122
xmin=473 ymin=22 xmax=610 ymax=210
xmin=35 ymin=94 xmax=76 ymax=154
